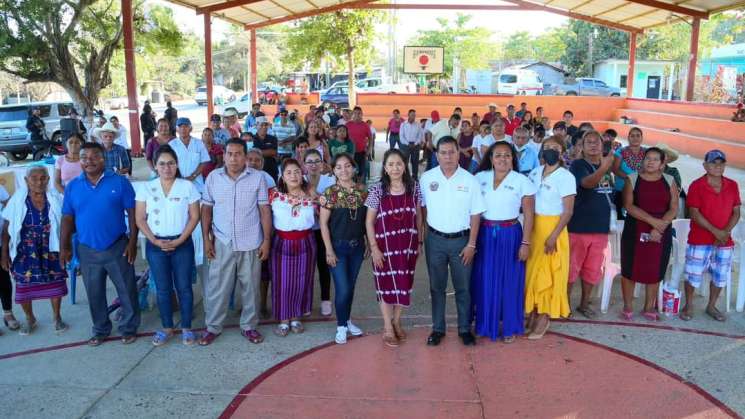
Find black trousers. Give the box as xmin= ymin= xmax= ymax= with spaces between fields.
xmin=0 ymin=267 xmax=12 ymax=311
xmin=314 ymin=230 xmax=332 ymax=301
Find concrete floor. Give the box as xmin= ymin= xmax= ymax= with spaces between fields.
xmin=1 ymin=137 xmax=744 ymax=419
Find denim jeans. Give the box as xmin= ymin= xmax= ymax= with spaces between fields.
xmin=329 ymin=239 xmax=365 ymax=326
xmin=146 ymin=237 xmax=195 ymax=329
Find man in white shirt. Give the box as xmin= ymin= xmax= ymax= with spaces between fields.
xmin=426 ymin=114 xmax=461 ymax=170
xmin=169 ymin=118 xmax=211 ymax=192
xmin=272 ymin=109 xmax=297 ymax=159
xmin=110 ymin=116 xmax=130 ymax=150
xmin=420 ymin=137 xmax=485 ymax=347
xmin=399 ymin=109 xmax=425 ymax=179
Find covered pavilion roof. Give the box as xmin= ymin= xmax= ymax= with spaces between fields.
xmin=165 ymin=0 xmax=745 ymax=33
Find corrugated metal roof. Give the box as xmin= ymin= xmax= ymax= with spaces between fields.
xmin=166 ymin=0 xmax=745 ymax=32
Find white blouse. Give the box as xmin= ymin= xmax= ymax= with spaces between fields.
xmin=269 ymin=189 xmax=316 ymax=232
xmin=476 ymin=170 xmax=536 ymax=221
xmin=136 ymin=178 xmax=201 ymax=237
xmin=527 ymin=165 xmax=577 ymax=216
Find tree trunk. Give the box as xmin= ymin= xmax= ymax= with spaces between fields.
xmin=347 ymin=48 xmax=356 ymax=108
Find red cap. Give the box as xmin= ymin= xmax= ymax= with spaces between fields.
xmin=431 ymin=110 xmax=440 ymax=122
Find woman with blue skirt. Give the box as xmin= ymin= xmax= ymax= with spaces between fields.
xmin=472 ymin=141 xmax=536 ymax=342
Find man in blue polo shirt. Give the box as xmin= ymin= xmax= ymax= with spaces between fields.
xmin=60 ymin=142 xmax=139 ymax=347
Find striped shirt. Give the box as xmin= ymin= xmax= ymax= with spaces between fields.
xmin=202 ymin=166 xmax=268 ymax=251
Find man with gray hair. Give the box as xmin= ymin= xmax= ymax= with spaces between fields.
xmin=513 ymin=127 xmax=539 ymax=175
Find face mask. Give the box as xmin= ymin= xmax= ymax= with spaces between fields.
xmin=542 ymin=149 xmax=560 ymax=166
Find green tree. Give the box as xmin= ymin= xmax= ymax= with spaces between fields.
xmin=0 ymin=0 xmax=184 ymax=118
xmin=532 ymin=27 xmax=568 ymax=63
xmin=502 ymin=31 xmax=534 ymax=61
xmin=287 ymin=10 xmax=384 ymax=107
xmin=408 ymin=14 xmax=498 ymax=86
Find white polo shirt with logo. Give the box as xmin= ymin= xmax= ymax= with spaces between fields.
xmin=420 ymin=166 xmax=486 ymax=234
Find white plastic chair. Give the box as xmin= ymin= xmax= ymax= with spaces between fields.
xmin=599 ymin=220 xmax=624 ymax=313
xmin=731 ymin=221 xmax=745 ymax=312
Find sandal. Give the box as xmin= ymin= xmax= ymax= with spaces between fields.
xmin=290 ymin=320 xmax=304 ymax=334
xmin=575 ymin=306 xmax=597 ymax=319
xmin=182 ymin=330 xmax=196 ymax=346
xmin=4 ymin=313 xmax=20 ymax=331
xmin=503 ymin=336 xmax=516 ymax=344
xmin=527 ymin=316 xmax=549 ymax=340
xmin=18 ymin=319 xmax=38 ymax=336
xmin=706 ymin=307 xmax=726 ymax=322
xmin=274 ymin=323 xmax=290 ymax=337
xmin=54 ymin=319 xmax=69 ymax=334
xmin=121 ymin=335 xmax=137 ymax=345
xmin=619 ymin=309 xmax=634 ymax=321
xmin=383 ymin=329 xmax=399 ymax=347
xmin=679 ymin=311 xmax=693 ymax=321
xmin=392 ymin=320 xmax=407 ymax=342
xmin=642 ymin=311 xmax=661 ymax=322
xmin=88 ymin=335 xmax=107 ymax=347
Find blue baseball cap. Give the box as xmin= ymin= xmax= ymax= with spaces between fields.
xmin=704 ymin=149 xmax=726 ymax=163
xmin=176 ymin=117 xmax=192 ymax=127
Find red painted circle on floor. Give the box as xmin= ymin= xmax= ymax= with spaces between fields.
xmin=222 ymin=328 xmax=734 ymax=419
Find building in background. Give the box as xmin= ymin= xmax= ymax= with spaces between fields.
xmin=594 ymin=59 xmax=679 ymax=100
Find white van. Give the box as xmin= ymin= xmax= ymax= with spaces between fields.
xmin=195 ymin=85 xmax=236 ymax=106
xmin=496 ymin=69 xmax=543 ymax=95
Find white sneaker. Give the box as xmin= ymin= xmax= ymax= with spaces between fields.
xmin=321 ymin=301 xmax=332 ymax=316
xmin=346 ymin=321 xmax=363 ymax=336
xmin=335 ymin=326 xmax=348 ymax=344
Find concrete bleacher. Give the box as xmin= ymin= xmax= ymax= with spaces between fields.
xmin=259 ymin=93 xmax=743 ymax=168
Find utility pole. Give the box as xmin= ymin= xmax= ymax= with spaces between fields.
xmin=588 ymin=29 xmax=594 ymax=77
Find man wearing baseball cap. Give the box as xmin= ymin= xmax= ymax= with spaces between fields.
xmin=680 ymin=149 xmax=741 ymax=322
xmin=169 ymin=117 xmax=211 ymax=192
xmin=209 ymin=114 xmax=230 ymax=146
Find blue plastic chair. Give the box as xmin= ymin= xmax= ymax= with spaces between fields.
xmin=67 ymin=234 xmax=80 ymax=304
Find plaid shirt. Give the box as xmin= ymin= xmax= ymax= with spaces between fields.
xmin=103 ymin=144 xmax=131 ymax=173
xmin=202 ymin=166 xmax=268 ymax=251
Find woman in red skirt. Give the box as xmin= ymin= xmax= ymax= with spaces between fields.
xmin=365 ymin=149 xmax=423 ymax=347
xmin=620 ymin=147 xmax=678 ymax=321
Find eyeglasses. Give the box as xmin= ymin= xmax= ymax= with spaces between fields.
xmin=305 ymin=160 xmax=322 ymax=165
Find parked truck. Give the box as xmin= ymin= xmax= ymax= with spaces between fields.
xmin=544 ymin=78 xmax=621 ymax=96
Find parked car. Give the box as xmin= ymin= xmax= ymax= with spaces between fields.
xmin=105 ymin=96 xmax=148 ymax=110
xmin=217 ymin=93 xmax=251 ymax=118
xmin=195 ymin=85 xmax=237 ymax=106
xmin=320 ymin=86 xmax=350 ymax=108
xmin=496 ymin=69 xmax=544 ymax=95
xmin=0 ymin=101 xmax=75 ymax=161
xmin=318 ymin=78 xmax=417 ymax=96
xmin=544 ymin=78 xmax=621 ymax=96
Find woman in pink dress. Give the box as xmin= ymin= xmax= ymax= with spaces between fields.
xmin=365 ymin=149 xmax=423 ymax=347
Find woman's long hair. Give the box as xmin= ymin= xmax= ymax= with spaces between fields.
xmin=476 ymin=141 xmax=519 ymax=174
xmin=380 ymin=149 xmax=415 ymax=196
xmin=277 ymin=158 xmax=309 ymax=193
xmin=153 ymin=144 xmax=183 ymax=178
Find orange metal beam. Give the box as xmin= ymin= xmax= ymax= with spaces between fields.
xmin=503 ymin=0 xmax=643 ymax=33
xmin=204 ymin=13 xmax=215 ymax=118
xmin=627 ymin=32 xmax=637 ymax=98
xmin=685 ymin=17 xmax=700 ymax=101
xmin=244 ymin=0 xmax=379 ymax=30
xmin=196 ymin=0 xmax=263 ymax=15
xmin=623 ymin=0 xmax=708 ymax=19
xmin=122 ymin=0 xmax=142 ymax=155
xmin=250 ymin=29 xmax=257 ymax=103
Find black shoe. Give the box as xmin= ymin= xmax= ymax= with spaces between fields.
xmin=459 ymin=332 xmax=476 ymax=346
xmin=426 ymin=331 xmax=445 ymax=346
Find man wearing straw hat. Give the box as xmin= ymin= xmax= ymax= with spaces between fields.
xmin=657 ymin=143 xmax=682 ymax=191
xmin=93 ymin=122 xmax=131 ymax=175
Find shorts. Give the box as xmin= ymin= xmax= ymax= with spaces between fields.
xmin=568 ymin=233 xmax=608 ymax=285
xmin=684 ymin=244 xmax=733 ymax=289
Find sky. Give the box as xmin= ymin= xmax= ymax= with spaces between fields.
xmin=154 ymin=0 xmax=568 ymax=44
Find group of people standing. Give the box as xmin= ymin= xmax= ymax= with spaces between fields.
xmin=0 ymin=102 xmax=739 ymax=354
